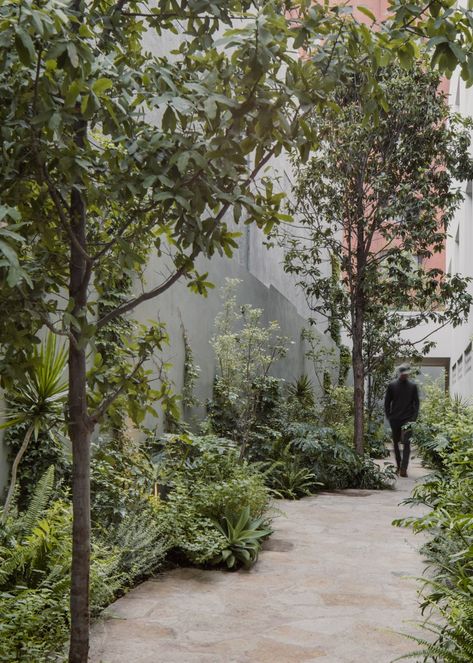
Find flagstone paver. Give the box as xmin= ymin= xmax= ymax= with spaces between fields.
xmin=90 ymin=455 xmax=426 ymax=663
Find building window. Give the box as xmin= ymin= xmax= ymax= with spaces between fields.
xmin=465 ymin=343 xmax=472 ymax=374
xmin=452 ymin=362 xmax=457 ymax=383
xmin=457 ymin=356 xmax=463 ymax=380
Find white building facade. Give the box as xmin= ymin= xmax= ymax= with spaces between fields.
xmin=444 ymin=67 xmax=473 ymax=400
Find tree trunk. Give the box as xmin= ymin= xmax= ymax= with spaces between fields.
xmin=68 ymin=340 xmax=93 ymax=663
xmin=68 ymin=115 xmax=93 ymax=661
xmin=366 ymin=371 xmax=373 ymax=431
xmin=352 ymin=307 xmax=365 ymax=456
xmin=352 ymin=197 xmax=366 ymax=456
xmin=1 ymin=423 xmax=34 ymax=522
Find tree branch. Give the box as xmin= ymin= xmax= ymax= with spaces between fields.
xmin=96 ymin=138 xmax=280 ymax=329
xmin=96 ymin=252 xmax=198 ymax=329
xmin=41 ymin=314 xmax=79 ymax=350
xmin=90 ymin=355 xmax=147 ymax=423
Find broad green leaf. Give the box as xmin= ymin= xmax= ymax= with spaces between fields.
xmin=0 ymin=240 xmax=19 ymax=267
xmin=357 ymin=6 xmax=377 ymax=22
xmin=92 ymin=77 xmax=113 ymax=96
xmin=15 ymin=29 xmax=35 ymax=66
xmin=67 ymin=42 xmax=79 ymax=68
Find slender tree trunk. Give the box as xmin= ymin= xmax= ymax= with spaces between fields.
xmin=68 ymin=115 xmax=93 ymax=662
xmin=352 ymin=271 xmax=365 ymax=455
xmin=366 ymin=370 xmax=373 ymax=431
xmin=352 ymin=197 xmax=366 ymax=456
xmin=352 ymin=314 xmax=365 ymax=455
xmin=68 ymin=336 xmax=92 ymax=663
xmin=1 ymin=423 xmax=34 ymax=522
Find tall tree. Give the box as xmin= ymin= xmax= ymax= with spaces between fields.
xmin=2 ymin=0 xmax=473 ymax=658
xmin=282 ymin=62 xmax=473 ymax=455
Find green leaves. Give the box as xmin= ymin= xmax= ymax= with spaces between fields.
xmin=15 ymin=28 xmax=36 ymax=66
xmin=0 ymin=207 xmax=32 ymax=287
xmin=66 ymin=42 xmax=79 ymax=68
xmin=357 ymin=6 xmax=377 ymax=22
xmin=92 ymin=78 xmax=113 ymax=97
xmin=388 ymin=0 xmax=473 ymax=79
xmin=213 ymin=506 xmax=273 ymax=569
xmin=396 ymin=389 xmax=473 ymax=662
xmin=0 ymin=333 xmax=68 ymax=433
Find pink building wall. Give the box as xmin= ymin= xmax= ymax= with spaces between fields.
xmin=333 ymin=0 xmax=448 ymax=274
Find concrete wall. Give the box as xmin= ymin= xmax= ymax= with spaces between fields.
xmin=136 ymin=221 xmax=332 ymax=430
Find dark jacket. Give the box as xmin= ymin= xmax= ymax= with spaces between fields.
xmin=384 ymin=378 xmax=420 ymax=427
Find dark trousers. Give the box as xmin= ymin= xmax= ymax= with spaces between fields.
xmin=391 ymin=425 xmax=411 ymax=471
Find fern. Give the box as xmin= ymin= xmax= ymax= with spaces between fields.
xmin=107 ymin=508 xmax=170 ymax=586
xmin=21 ymin=465 xmax=55 ymax=536
xmin=0 ymin=466 xmax=57 ymax=587
xmin=395 ymin=608 xmax=473 ymax=662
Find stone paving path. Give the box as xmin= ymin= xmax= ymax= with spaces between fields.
xmin=90 ymin=455 xmax=426 ymax=663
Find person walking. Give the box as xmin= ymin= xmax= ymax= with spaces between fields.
xmin=384 ymin=364 xmax=420 ymax=477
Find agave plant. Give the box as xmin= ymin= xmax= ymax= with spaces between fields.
xmin=213 ymin=506 xmax=272 ymax=569
xmin=1 ymin=334 xmax=68 ymax=521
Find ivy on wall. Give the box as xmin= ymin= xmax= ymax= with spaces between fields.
xmin=180 ymin=319 xmax=201 ymax=412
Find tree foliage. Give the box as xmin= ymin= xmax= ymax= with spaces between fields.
xmin=282 ymin=61 xmax=473 ymax=453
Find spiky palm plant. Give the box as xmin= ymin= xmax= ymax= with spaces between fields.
xmin=287 ymin=374 xmax=316 ymax=410
xmin=1 ymin=334 xmax=67 ymax=521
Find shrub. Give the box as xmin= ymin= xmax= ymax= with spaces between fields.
xmin=287 ymin=423 xmax=396 ymax=491
xmin=0 ymin=457 xmax=174 ymax=661
xmin=0 ymin=469 xmax=71 ymax=661
xmin=91 ymin=432 xmax=156 ymax=526
xmin=208 ymin=279 xmax=288 ymax=457
xmin=320 ymin=385 xmax=355 ymax=443
xmin=365 ymin=419 xmax=390 ymax=459
xmin=0 ymin=468 xmax=123 ymax=662
xmin=396 ymin=390 xmax=473 ymax=661
xmin=152 ymin=434 xmax=271 ymax=564
xmin=206 ymin=376 xmax=285 ymax=462
xmin=101 ymin=502 xmax=170 ymax=588
xmin=411 ymin=382 xmax=473 ymax=470
xmin=263 ymin=440 xmax=320 ymax=499
xmin=284 ymin=374 xmax=317 ymax=423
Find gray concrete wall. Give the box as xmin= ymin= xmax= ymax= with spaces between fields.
xmin=136 ymin=243 xmax=332 ymax=432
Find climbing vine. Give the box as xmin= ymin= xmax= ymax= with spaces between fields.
xmin=180 ymin=320 xmax=200 ymax=411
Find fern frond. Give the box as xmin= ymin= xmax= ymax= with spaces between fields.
xmin=21 ymin=466 xmax=55 ymax=536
